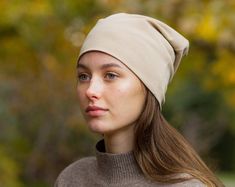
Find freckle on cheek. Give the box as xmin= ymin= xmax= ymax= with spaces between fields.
xmin=117 ymin=89 xmax=126 ymax=95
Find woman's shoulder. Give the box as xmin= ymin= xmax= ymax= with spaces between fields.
xmin=168 ymin=173 xmax=206 ymax=187
xmin=55 ymin=156 xmax=97 ymax=186
xmin=152 ymin=173 xmax=205 ymax=187
xmin=173 ymin=178 xmax=205 ymax=187
xmin=58 ymin=156 xmax=96 ymax=177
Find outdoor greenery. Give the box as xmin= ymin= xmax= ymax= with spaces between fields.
xmin=0 ymin=0 xmax=234 ymax=186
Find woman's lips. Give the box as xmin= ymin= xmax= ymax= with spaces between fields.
xmin=85 ymin=106 xmax=108 ymax=117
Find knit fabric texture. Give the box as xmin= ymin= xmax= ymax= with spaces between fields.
xmin=78 ymin=13 xmax=189 ymax=108
xmin=55 ymin=140 xmax=205 ymax=187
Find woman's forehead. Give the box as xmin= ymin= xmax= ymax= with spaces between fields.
xmin=77 ymin=51 xmax=127 ymax=70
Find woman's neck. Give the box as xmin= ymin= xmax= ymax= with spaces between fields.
xmin=104 ymin=124 xmax=135 ymax=154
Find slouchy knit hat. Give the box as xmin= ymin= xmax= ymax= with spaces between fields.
xmin=78 ymin=13 xmax=189 ymax=109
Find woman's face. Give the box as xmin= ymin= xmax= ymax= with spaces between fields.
xmin=77 ymin=51 xmax=146 ymax=135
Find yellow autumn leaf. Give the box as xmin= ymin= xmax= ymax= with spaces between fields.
xmin=196 ymin=12 xmax=219 ymax=42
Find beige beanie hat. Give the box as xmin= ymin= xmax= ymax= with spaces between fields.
xmin=78 ymin=13 xmax=189 ymax=109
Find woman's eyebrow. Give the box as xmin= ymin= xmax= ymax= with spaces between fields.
xmin=77 ymin=63 xmax=88 ymax=69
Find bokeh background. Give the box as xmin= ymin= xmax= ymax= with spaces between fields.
xmin=0 ymin=0 xmax=235 ymax=186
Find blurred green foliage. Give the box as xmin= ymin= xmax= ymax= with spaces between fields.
xmin=0 ymin=0 xmax=234 ymax=186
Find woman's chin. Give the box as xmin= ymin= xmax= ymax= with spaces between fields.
xmin=87 ymin=122 xmax=109 ymax=134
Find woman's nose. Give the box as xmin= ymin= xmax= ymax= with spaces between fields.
xmin=85 ymin=78 xmax=102 ymax=100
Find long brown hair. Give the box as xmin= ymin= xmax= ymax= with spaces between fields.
xmin=133 ymin=89 xmax=224 ymax=187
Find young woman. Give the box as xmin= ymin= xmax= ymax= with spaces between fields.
xmin=55 ymin=13 xmax=224 ymax=187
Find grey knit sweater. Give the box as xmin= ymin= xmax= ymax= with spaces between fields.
xmin=55 ymin=140 xmax=205 ymax=187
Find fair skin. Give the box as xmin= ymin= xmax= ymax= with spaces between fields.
xmin=76 ymin=51 xmax=146 ymax=154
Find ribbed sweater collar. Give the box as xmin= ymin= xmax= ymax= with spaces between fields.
xmin=95 ymin=139 xmax=144 ymax=184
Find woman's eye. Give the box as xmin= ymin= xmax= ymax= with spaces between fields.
xmin=78 ymin=73 xmax=90 ymax=81
xmin=105 ymin=72 xmax=118 ymax=80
